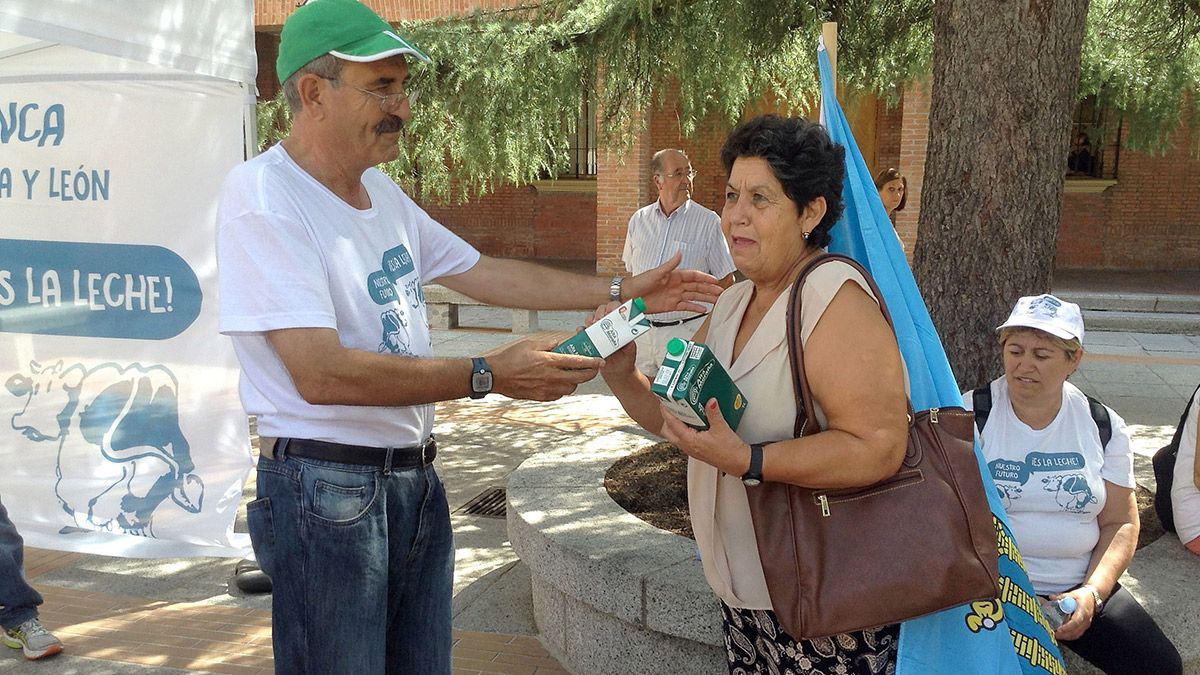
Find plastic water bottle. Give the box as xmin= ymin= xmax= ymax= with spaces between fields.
xmin=1042 ymin=595 xmax=1078 ymax=630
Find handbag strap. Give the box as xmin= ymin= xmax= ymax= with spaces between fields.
xmin=784 ymin=253 xmax=910 ymax=438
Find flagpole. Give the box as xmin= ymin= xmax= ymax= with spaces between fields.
xmin=822 ymin=21 xmax=838 ymax=99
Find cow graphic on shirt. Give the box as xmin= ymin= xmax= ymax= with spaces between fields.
xmin=1041 ymin=473 xmax=1097 ymax=512
xmin=994 ymin=483 xmax=1023 ymax=510
xmin=5 ymin=360 xmax=204 ymax=537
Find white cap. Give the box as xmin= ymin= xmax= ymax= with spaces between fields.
xmin=996 ymin=294 xmax=1085 ymax=345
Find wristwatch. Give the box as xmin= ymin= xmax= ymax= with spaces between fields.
xmin=469 ymin=357 xmax=493 ymax=399
xmin=1083 ymin=583 xmax=1104 ymax=612
xmin=742 ymin=443 xmax=765 ymax=487
xmin=609 ymin=276 xmax=623 ymax=302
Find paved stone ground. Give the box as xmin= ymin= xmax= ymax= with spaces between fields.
xmin=4 ymin=304 xmax=1197 ymax=673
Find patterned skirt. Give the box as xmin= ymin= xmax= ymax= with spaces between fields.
xmin=720 ymin=602 xmax=899 ymax=675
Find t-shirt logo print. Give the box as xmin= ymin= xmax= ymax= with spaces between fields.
xmin=378 ymin=308 xmax=411 ymax=355
xmin=365 ymin=243 xmax=421 ymax=356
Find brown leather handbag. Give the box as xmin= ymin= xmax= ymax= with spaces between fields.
xmin=744 ymin=254 xmax=1000 ymax=640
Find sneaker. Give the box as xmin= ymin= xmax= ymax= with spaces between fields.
xmin=3 ymin=618 xmax=63 ymax=660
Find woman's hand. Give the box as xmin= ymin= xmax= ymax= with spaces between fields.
xmin=660 ymin=398 xmax=750 ymax=477
xmin=1051 ymin=588 xmax=1097 ymax=641
xmin=584 ymin=303 xmax=638 ymax=377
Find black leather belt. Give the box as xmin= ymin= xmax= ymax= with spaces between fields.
xmin=274 ymin=436 xmax=436 ymax=472
xmin=649 ymin=313 xmax=707 ymax=328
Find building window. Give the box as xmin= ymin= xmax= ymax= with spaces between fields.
xmin=1068 ymin=96 xmax=1120 ymax=180
xmin=569 ymin=93 xmax=598 ymax=178
xmin=546 ymin=92 xmax=596 ymax=180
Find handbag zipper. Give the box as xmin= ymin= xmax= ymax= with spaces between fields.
xmin=813 ymin=470 xmax=925 ymax=516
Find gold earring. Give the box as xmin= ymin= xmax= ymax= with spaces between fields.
xmin=802 ymin=231 xmax=810 ymax=240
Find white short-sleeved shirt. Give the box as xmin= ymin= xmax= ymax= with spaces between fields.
xmin=622 ymin=199 xmax=736 ymax=322
xmin=964 ymin=378 xmax=1135 ymax=594
xmin=1171 ymin=388 xmax=1200 ymax=545
xmin=217 ymin=144 xmax=480 ymax=447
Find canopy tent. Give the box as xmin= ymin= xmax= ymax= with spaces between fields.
xmin=0 ymin=1 xmax=257 ymax=558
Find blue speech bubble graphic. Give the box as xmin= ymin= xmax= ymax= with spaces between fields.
xmin=0 ymin=239 xmax=201 ymax=340
xmin=381 ymin=244 xmax=415 ymax=283
xmin=1027 ymin=451 xmax=1085 ymax=473
xmin=367 ymin=270 xmax=398 ymax=305
xmin=988 ymin=459 xmax=1030 ymax=485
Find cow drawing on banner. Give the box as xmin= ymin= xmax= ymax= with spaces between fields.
xmin=4 ymin=360 xmax=205 ymax=537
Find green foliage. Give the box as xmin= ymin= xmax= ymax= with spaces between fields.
xmin=256 ymin=92 xmax=290 ymax=149
xmin=1080 ymin=0 xmax=1200 ymax=152
xmin=253 ymin=0 xmax=1200 ymax=199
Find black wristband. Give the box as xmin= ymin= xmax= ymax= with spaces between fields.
xmin=742 ymin=443 xmax=765 ymax=486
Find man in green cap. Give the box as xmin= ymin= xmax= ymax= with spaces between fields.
xmin=216 ymin=1 xmax=722 ymax=671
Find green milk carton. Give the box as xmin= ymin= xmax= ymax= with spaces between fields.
xmin=552 ymin=297 xmax=651 ymax=358
xmin=651 ymin=338 xmax=748 ymax=431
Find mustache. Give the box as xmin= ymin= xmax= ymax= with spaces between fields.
xmin=375 ymin=116 xmax=405 ymax=135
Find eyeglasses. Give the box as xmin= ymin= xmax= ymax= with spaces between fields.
xmin=347 ymin=85 xmax=419 ymax=112
xmin=661 ymin=169 xmax=697 ymax=180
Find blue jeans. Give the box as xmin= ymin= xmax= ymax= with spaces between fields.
xmin=0 ymin=495 xmax=42 ymax=630
xmin=248 ymin=451 xmax=454 ymax=674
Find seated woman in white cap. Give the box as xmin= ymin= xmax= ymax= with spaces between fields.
xmin=964 ymin=294 xmax=1181 ymax=674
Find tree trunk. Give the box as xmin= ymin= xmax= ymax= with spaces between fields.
xmin=913 ymin=0 xmax=1090 ymax=390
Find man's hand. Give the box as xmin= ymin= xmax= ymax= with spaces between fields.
xmin=487 ymin=335 xmax=602 ymax=402
xmin=626 ymin=251 xmax=725 ymax=314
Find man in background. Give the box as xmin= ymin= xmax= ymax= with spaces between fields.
xmin=623 ymin=149 xmax=736 ymax=376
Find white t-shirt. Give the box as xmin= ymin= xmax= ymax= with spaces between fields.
xmin=216 ymin=144 xmax=480 ymax=447
xmin=964 ymin=378 xmax=1135 ymax=594
xmin=1171 ymin=388 xmax=1200 ymax=545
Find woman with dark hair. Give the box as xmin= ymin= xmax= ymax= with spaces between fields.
xmin=873 ymin=167 xmax=906 ymax=217
xmin=598 ymin=114 xmax=911 ymax=673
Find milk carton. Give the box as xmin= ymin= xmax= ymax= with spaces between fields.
xmin=552 ymin=297 xmax=650 ymax=358
xmin=651 ymin=338 xmax=747 ymax=431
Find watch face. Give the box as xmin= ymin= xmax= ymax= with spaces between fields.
xmin=472 ymin=371 xmax=493 ymax=393
xmin=741 ymin=477 xmax=761 ymax=487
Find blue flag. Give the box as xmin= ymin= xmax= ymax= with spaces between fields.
xmin=817 ymin=40 xmax=1067 ymax=675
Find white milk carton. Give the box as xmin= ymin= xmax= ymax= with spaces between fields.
xmin=552 ymin=297 xmax=650 ymax=358
xmin=651 ymin=338 xmax=748 ymax=431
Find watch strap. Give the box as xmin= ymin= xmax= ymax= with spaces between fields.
xmin=742 ymin=443 xmax=765 ymax=485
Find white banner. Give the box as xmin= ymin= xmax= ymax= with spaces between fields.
xmin=0 ymin=68 xmax=253 ymax=558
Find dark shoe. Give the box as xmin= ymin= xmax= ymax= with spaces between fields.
xmin=234 ymin=559 xmax=272 ymax=594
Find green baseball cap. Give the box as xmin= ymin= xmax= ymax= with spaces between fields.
xmin=276 ymin=0 xmax=431 ymax=84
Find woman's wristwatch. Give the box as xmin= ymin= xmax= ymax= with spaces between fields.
xmin=742 ymin=443 xmax=765 ymax=486
xmin=1082 ymin=583 xmax=1104 ymax=612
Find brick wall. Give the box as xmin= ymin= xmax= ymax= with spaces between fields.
xmin=255 ymin=0 xmax=522 ymax=28
xmin=596 ymin=115 xmax=652 ymax=275
xmin=875 ymin=99 xmax=903 ymax=179
xmin=1056 ymin=119 xmax=1200 ymax=270
xmin=894 ymin=82 xmax=930 ymax=254
xmin=419 ymin=185 xmax=597 ymax=260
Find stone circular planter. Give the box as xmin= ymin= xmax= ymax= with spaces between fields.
xmin=506 ymin=428 xmax=725 ymax=675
